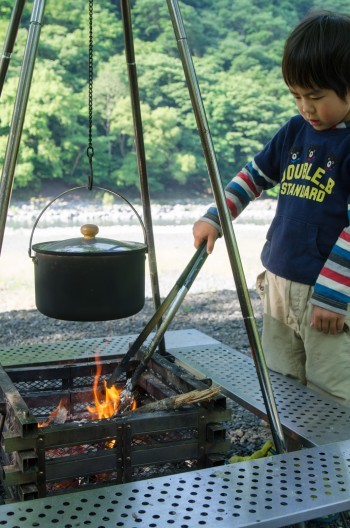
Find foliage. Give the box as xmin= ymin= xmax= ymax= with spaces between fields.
xmin=0 ymin=0 xmax=346 ymax=195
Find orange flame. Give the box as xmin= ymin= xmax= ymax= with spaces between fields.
xmin=38 ymin=399 xmax=66 ymax=428
xmin=38 ymin=354 xmax=136 ymax=428
xmin=86 ymin=360 xmax=122 ymax=419
xmin=87 ymin=355 xmax=136 ymax=419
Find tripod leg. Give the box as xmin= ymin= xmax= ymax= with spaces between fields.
xmin=166 ymin=0 xmax=287 ymax=456
xmin=0 ymin=0 xmax=47 ymax=254
xmin=0 ymin=0 xmax=26 ymax=97
xmin=119 ymin=0 xmax=166 ymax=354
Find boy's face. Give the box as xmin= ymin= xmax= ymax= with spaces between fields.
xmin=288 ymin=85 xmax=350 ymax=131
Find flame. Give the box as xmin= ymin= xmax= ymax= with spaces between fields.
xmin=87 ymin=360 xmax=121 ymax=419
xmin=86 ymin=355 xmax=136 ymax=419
xmin=38 ymin=354 xmax=136 ymax=428
xmin=38 ymin=399 xmax=66 ymax=428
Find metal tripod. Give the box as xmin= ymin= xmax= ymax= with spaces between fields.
xmin=0 ymin=3 xmax=308 ymax=522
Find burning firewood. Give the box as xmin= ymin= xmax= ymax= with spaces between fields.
xmin=123 ymin=385 xmax=221 ymax=414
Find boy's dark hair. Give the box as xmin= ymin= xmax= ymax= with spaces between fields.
xmin=282 ymin=10 xmax=350 ymax=100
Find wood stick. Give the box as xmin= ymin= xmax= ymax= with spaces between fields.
xmin=128 ymin=386 xmax=221 ymax=414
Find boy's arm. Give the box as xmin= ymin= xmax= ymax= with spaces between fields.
xmin=194 ymin=160 xmax=277 ymax=252
xmin=310 ymin=203 xmax=350 ymax=331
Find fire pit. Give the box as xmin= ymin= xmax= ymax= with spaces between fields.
xmin=0 ymin=337 xmax=230 ymax=502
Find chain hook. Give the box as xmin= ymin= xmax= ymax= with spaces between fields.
xmin=87 ymin=146 xmax=94 ymax=190
xmin=87 ymin=0 xmax=94 ymax=191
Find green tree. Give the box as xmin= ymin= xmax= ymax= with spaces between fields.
xmin=1 ymin=0 xmax=345 ymax=196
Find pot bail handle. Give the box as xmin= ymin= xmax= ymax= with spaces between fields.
xmin=28 ymin=185 xmax=148 ymax=259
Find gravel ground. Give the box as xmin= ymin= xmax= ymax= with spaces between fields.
xmin=0 ymin=289 xmax=261 ymax=352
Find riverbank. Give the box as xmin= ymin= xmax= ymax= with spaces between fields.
xmin=1 ymin=198 xmax=276 ymax=312
xmin=6 ymin=192 xmax=276 ymax=228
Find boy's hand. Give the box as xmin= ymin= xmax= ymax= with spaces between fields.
xmin=310 ymin=305 xmax=345 ymax=335
xmin=193 ymin=220 xmax=219 ymax=254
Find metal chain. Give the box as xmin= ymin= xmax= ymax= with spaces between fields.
xmin=87 ymin=0 xmax=94 ymax=190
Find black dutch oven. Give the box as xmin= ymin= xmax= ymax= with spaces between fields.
xmin=29 ymin=187 xmax=148 ymax=322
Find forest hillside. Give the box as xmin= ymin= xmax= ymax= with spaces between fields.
xmin=0 ymin=0 xmax=349 ymax=197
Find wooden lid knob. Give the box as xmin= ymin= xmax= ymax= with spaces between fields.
xmin=80 ymin=224 xmax=99 ymax=239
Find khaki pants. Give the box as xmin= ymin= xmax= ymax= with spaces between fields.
xmin=256 ymin=270 xmax=350 ymax=407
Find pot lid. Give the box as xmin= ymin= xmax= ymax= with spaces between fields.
xmin=32 ymin=224 xmax=147 ymax=256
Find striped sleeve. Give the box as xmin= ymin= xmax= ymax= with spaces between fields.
xmin=311 ymin=203 xmax=350 ymax=315
xmin=201 ymin=160 xmax=278 ymax=231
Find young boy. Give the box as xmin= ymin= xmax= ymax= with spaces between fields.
xmin=193 ymin=10 xmax=350 ymax=406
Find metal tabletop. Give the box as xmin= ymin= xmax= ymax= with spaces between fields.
xmin=1 ymin=330 xmax=350 ymax=527
xmin=0 ymin=438 xmax=349 ymax=527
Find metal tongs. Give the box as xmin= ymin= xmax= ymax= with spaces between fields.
xmin=107 ymin=241 xmax=208 ymax=412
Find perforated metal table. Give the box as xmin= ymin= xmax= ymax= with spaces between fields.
xmin=0 ymin=439 xmax=349 ymax=527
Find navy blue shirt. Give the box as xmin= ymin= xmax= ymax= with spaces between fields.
xmin=255 ymin=116 xmax=350 ymax=284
